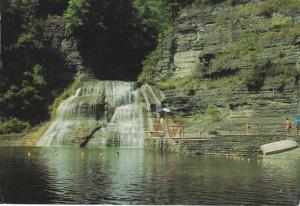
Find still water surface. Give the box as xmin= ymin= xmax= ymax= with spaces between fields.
xmin=0 ymin=147 xmax=300 ymax=205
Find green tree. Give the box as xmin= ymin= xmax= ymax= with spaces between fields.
xmin=64 ymin=0 xmax=90 ymax=31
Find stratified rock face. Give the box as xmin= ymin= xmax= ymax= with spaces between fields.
xmin=151 ymin=1 xmax=300 ymax=126
xmin=174 ymin=51 xmax=201 ymax=78
xmin=44 ymin=15 xmax=94 ymax=81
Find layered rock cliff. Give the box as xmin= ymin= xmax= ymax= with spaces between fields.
xmin=43 ymin=15 xmax=94 ymax=80
xmin=144 ymin=0 xmax=300 ymax=132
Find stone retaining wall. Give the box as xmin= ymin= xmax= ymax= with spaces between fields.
xmin=0 ymin=133 xmax=26 ymax=146
xmin=144 ymin=135 xmax=300 ymax=156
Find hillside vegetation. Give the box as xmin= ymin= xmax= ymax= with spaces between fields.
xmin=139 ymin=0 xmax=300 ymax=130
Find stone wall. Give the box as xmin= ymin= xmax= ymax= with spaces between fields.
xmin=144 ymin=135 xmax=300 ymax=156
xmin=0 ymin=133 xmax=27 ymax=147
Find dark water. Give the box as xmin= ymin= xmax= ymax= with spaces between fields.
xmin=0 ymin=147 xmax=300 ymax=205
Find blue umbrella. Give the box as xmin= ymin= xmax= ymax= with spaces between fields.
xmin=293 ymin=118 xmax=300 ymax=124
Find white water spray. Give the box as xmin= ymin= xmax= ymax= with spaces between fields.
xmin=37 ymin=81 xmax=164 ymax=147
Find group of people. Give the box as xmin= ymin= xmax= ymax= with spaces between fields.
xmin=245 ymin=118 xmax=300 ymax=136
xmin=285 ymin=118 xmax=300 ymax=136
xmin=152 ymin=109 xmax=184 ymax=138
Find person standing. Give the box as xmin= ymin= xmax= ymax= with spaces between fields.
xmin=293 ymin=117 xmax=300 ymax=135
xmin=286 ymin=118 xmax=292 ymax=136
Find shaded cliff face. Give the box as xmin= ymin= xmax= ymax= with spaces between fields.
xmin=146 ymin=1 xmax=300 ymax=128
xmin=43 ymin=15 xmax=88 ymax=79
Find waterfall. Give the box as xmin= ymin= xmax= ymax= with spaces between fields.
xmin=37 ymin=81 xmax=164 ymax=147
xmin=87 ymin=83 xmax=164 ymax=148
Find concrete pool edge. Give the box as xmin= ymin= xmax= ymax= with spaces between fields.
xmin=2 ymin=134 xmax=300 ymax=156
xmin=144 ymin=135 xmax=300 ymax=156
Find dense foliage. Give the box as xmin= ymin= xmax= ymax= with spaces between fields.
xmin=0 ymin=117 xmax=30 ymax=135
xmin=0 ymin=0 xmax=71 ymax=126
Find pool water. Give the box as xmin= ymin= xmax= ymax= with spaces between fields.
xmin=0 ymin=147 xmax=300 ymax=205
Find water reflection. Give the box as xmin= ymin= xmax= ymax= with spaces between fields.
xmin=0 ymin=147 xmax=300 ymax=205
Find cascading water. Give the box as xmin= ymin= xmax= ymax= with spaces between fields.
xmin=36 ymin=81 xmax=164 ymax=148
xmin=87 ymin=82 xmax=164 ymax=148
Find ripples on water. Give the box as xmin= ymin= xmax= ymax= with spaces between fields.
xmin=0 ymin=147 xmax=300 ymax=205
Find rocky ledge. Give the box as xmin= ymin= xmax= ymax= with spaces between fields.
xmin=147 ymin=1 xmax=300 ymax=132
